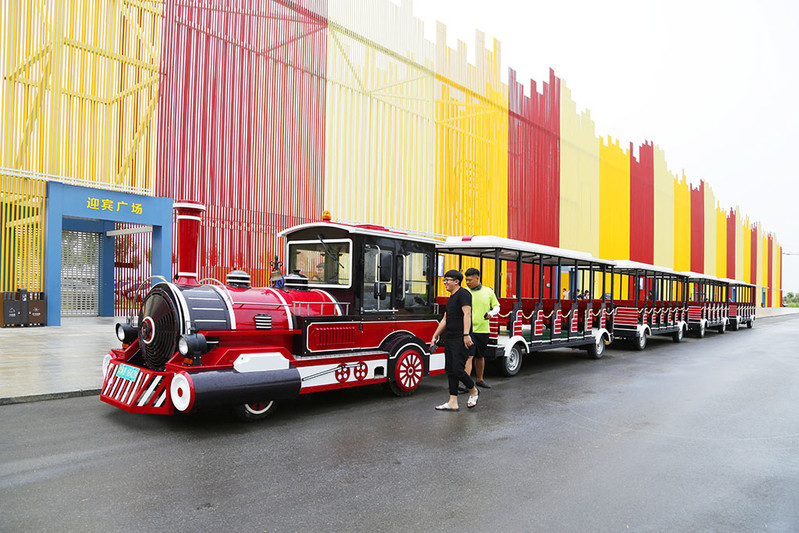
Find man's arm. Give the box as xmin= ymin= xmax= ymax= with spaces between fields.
xmin=487 ymin=289 xmax=501 ymax=317
xmin=431 ymin=313 xmax=446 ymax=345
xmin=462 ymin=305 xmax=473 ymax=347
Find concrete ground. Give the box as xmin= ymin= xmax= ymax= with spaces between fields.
xmin=3 ymin=312 xmax=799 ymax=532
xmin=1 ymin=307 xmax=797 ymax=404
xmin=0 ymin=317 xmax=119 ymax=402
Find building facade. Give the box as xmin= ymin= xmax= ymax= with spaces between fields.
xmin=0 ymin=0 xmax=782 ymax=325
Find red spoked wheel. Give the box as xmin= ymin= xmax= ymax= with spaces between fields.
xmin=334 ymin=364 xmax=351 ymax=383
xmin=353 ymin=361 xmax=368 ymax=381
xmin=388 ymin=345 xmax=425 ymax=397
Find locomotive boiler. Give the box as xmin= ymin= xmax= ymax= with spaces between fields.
xmin=101 ymin=202 xmax=443 ymax=421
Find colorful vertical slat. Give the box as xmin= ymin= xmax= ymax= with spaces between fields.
xmin=1 ymin=0 xmax=161 ymax=293
xmin=599 ymin=137 xmax=630 ymax=260
xmin=690 ymin=182 xmax=704 ymax=273
xmin=629 ymin=142 xmax=654 ymax=264
xmin=155 ymin=0 xmax=327 ymax=285
xmin=508 ymin=69 xmax=560 ymax=246
xmin=559 ymin=82 xmax=599 ymax=257
xmin=726 ymin=209 xmax=736 ymax=280
xmin=325 ymin=0 xmax=435 ymax=234
xmin=673 ymin=173 xmax=691 ymax=272
xmin=652 ymin=145 xmax=674 ymax=270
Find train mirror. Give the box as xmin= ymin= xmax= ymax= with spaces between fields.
xmin=379 ymin=252 xmax=392 ymax=282
xmin=374 ymin=282 xmax=387 ymax=300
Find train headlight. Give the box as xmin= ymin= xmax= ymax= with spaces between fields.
xmin=178 ymin=333 xmax=207 ymax=364
xmin=115 ymin=323 xmax=138 ymax=344
xmin=178 ymin=336 xmax=190 ymax=356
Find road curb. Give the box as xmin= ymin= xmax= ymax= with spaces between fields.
xmin=0 ymin=388 xmax=101 ymax=406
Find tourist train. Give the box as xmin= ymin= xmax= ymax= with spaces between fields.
xmin=100 ymin=202 xmax=756 ymax=421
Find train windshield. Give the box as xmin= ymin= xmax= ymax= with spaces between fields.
xmin=288 ymin=239 xmax=352 ymax=288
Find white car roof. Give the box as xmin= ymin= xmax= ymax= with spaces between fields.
xmin=611 ymin=260 xmax=686 ymax=277
xmin=438 ymin=235 xmax=614 ymax=267
xmin=278 ymin=222 xmax=441 ymax=245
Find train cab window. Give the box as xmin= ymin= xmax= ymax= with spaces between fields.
xmin=288 ymin=239 xmax=352 ymax=288
xmin=363 ymin=244 xmax=392 ymax=312
xmin=397 ymin=252 xmax=430 ymax=311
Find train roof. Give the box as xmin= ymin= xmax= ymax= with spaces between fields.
xmin=718 ymin=277 xmax=757 ymax=288
xmin=611 ymin=260 xmax=686 ymax=277
xmin=438 ymin=235 xmax=614 ymax=267
xmin=278 ymin=221 xmax=441 ymax=245
xmin=675 ymin=271 xmax=734 ymax=284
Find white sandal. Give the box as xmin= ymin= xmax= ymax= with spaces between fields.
xmin=467 ymin=391 xmax=479 ymax=408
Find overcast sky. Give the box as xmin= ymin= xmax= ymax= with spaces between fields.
xmin=409 ymin=0 xmax=799 ymax=293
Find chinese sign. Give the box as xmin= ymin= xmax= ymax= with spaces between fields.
xmin=86 ymin=197 xmax=143 ymax=215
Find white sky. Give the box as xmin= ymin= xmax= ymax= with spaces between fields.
xmin=409 ymin=0 xmax=799 ymax=293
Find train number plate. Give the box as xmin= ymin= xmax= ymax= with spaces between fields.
xmin=116 ymin=364 xmax=140 ymax=382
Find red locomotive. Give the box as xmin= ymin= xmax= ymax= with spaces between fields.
xmin=101 ymin=202 xmax=443 ymax=420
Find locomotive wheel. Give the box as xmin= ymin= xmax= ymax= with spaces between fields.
xmin=232 ymin=400 xmax=278 ymax=422
xmin=497 ymin=343 xmax=523 ymax=377
xmin=387 ymin=345 xmax=425 ymax=397
xmin=587 ymin=335 xmax=605 ymax=359
xmin=633 ymin=333 xmax=647 ymax=351
xmin=672 ymin=326 xmax=684 ymax=343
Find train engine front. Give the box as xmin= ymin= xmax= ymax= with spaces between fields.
xmin=100 ymin=201 xmax=340 ymax=420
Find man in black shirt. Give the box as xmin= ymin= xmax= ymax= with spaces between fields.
xmin=431 ymin=270 xmax=480 ymax=410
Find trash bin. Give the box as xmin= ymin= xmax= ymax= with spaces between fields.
xmin=27 ymin=292 xmax=46 ymax=326
xmin=1 ymin=291 xmax=25 ymax=327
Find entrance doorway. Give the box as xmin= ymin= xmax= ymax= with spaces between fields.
xmin=61 ymin=230 xmax=101 ymax=316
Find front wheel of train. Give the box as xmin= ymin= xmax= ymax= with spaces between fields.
xmin=698 ymin=323 xmax=706 ymax=338
xmin=232 ymin=400 xmax=278 ymax=422
xmin=717 ymin=323 xmax=726 ymax=334
xmin=587 ymin=335 xmax=605 ymax=359
xmin=387 ymin=345 xmax=425 ymax=397
xmin=496 ymin=344 xmax=523 ymax=376
xmin=672 ymin=326 xmax=683 ymax=343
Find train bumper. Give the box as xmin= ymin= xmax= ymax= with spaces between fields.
xmin=101 ymin=355 xmax=174 ymax=415
xmin=170 ymin=367 xmax=301 ymax=412
xmin=100 ymin=353 xmax=302 ymax=415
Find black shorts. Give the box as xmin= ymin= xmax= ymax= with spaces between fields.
xmin=468 ymin=332 xmax=490 ymax=359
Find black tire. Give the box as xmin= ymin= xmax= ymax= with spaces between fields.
xmin=232 ymin=400 xmax=278 ymax=422
xmin=731 ymin=320 xmax=739 ymax=331
xmin=672 ymin=326 xmax=683 ymax=343
xmin=387 ymin=344 xmax=425 ymax=397
xmin=717 ymin=324 xmax=725 ymax=334
xmin=496 ymin=343 xmax=523 ymax=377
xmin=587 ymin=335 xmax=605 ymax=359
xmin=747 ymin=319 xmax=753 ymax=329
xmin=633 ymin=332 xmax=647 ymax=351
xmin=697 ymin=323 xmax=706 ymax=338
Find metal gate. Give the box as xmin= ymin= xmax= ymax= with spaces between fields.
xmin=61 ymin=230 xmax=100 ymax=316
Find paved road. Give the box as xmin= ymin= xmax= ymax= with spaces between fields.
xmin=2 ymin=316 xmax=799 ymax=532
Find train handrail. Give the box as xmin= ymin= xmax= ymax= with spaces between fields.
xmin=123 ymin=275 xmax=172 ymax=325
xmin=199 ymin=277 xmax=226 ymax=286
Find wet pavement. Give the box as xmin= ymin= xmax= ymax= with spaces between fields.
xmin=1 ymin=308 xmax=797 ymax=403
xmin=0 ymin=317 xmax=119 ymax=402
xmin=2 ymin=313 xmax=799 ymax=531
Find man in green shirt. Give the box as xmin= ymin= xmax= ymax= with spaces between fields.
xmin=464 ymin=267 xmax=500 ymax=389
